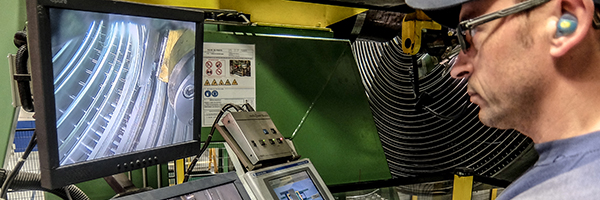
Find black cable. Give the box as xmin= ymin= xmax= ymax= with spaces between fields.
xmin=410 ymin=55 xmax=421 ymax=99
xmin=232 ymin=104 xmax=243 ymax=112
xmin=411 ymin=55 xmax=467 ymax=121
xmin=182 ymin=104 xmax=234 ymax=182
xmin=13 ymin=31 xmax=27 ymax=48
xmin=13 ymin=27 xmax=34 ymax=112
xmin=0 ymin=131 xmax=37 ymax=199
xmin=423 ymin=104 xmax=467 ymax=120
xmin=0 ymin=169 xmax=89 ymax=200
xmin=182 ymin=104 xmax=239 ymax=182
xmin=242 ymin=103 xmax=255 ymax=112
xmin=56 ymin=185 xmax=88 ymax=200
xmin=14 ymin=35 xmax=34 ymax=112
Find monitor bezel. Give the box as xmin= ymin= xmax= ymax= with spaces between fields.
xmin=26 ymin=0 xmax=204 ymax=189
xmin=114 ymin=172 xmax=252 ymax=200
xmin=263 ymin=167 xmax=331 ymax=200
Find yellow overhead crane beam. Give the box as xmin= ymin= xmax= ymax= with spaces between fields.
xmin=401 ymin=10 xmax=442 ymax=55
xmin=125 ymin=0 xmax=367 ymax=30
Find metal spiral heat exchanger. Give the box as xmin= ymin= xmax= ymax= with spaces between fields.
xmin=352 ymin=37 xmax=534 ymax=193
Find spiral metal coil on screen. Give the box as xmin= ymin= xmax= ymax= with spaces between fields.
xmin=51 ymin=17 xmax=195 ymax=166
xmin=351 ymin=37 xmax=532 ymax=180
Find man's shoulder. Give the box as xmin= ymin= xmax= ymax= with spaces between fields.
xmin=512 ymin=158 xmax=600 ymax=200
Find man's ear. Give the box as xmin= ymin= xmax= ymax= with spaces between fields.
xmin=550 ymin=0 xmax=595 ymax=57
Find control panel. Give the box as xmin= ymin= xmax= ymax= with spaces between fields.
xmin=222 ymin=111 xmax=295 ymax=165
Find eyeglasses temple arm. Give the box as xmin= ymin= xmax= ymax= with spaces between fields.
xmin=461 ymin=0 xmax=551 ymax=29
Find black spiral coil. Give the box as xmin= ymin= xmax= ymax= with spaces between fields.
xmin=352 ymin=37 xmax=533 ymax=187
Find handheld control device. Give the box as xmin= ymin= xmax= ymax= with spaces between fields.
xmin=243 ymin=159 xmax=334 ymax=200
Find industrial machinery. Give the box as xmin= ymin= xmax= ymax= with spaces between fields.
xmin=216 ymin=108 xmax=334 ymax=200
xmin=7 ymin=0 xmax=539 ymax=198
xmin=219 ymin=111 xmax=299 ymax=170
xmin=243 ymin=159 xmax=334 ymax=200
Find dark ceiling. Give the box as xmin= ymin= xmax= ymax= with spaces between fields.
xmin=290 ymin=0 xmax=413 ymax=12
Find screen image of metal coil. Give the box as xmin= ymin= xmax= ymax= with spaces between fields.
xmin=49 ymin=8 xmax=196 ymax=166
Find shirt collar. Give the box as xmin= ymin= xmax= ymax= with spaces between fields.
xmin=535 ymin=131 xmax=600 ymax=165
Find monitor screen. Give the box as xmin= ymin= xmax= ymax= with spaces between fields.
xmin=115 ymin=172 xmax=251 ymax=200
xmin=267 ymin=170 xmax=324 ymax=200
xmin=167 ymin=183 xmax=244 ymax=200
xmin=50 ymin=7 xmax=196 ymax=166
xmin=27 ymin=0 xmax=203 ymax=189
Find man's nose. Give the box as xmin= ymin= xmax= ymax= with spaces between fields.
xmin=450 ymin=52 xmax=473 ymax=79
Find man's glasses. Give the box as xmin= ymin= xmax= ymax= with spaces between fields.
xmin=456 ymin=0 xmax=551 ymax=53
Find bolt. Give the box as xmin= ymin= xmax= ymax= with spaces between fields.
xmin=183 ymin=85 xmax=194 ymax=99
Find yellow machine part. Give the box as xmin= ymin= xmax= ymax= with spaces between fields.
xmin=125 ymin=0 xmax=366 ymax=29
xmin=158 ymin=29 xmax=195 ymax=83
xmin=401 ymin=10 xmax=442 ymax=55
xmin=174 ymin=158 xmax=185 ymax=185
xmin=491 ymin=188 xmax=499 ymax=200
xmin=452 ymin=174 xmax=474 ymax=200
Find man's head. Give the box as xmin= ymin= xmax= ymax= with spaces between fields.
xmin=406 ymin=0 xmax=600 ymax=142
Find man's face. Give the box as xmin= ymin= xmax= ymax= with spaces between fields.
xmin=451 ymin=0 xmax=553 ymax=130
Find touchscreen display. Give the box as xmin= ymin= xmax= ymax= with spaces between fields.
xmin=50 ymin=8 xmax=196 ymax=166
xmin=268 ymin=171 xmax=324 ymax=200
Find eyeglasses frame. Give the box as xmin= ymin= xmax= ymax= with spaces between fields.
xmin=456 ymin=0 xmax=552 ymax=52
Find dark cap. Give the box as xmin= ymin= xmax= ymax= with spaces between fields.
xmin=405 ymin=0 xmax=471 ymax=10
xmin=405 ymin=0 xmax=471 ymax=28
xmin=406 ymin=0 xmax=600 ymax=28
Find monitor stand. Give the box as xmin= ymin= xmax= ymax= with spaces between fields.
xmin=104 ymin=173 xmax=152 ymax=198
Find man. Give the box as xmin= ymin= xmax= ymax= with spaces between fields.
xmin=405 ymin=0 xmax=600 ymax=199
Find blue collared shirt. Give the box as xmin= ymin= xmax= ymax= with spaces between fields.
xmin=496 ymin=131 xmax=600 ymax=200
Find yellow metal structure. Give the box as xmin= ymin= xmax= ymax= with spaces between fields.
xmin=452 ymin=174 xmax=473 ymax=200
xmin=158 ymin=29 xmax=195 ymax=83
xmin=126 ymin=0 xmax=220 ymax=9
xmin=401 ymin=10 xmax=442 ymax=55
xmin=208 ymin=148 xmax=219 ymax=174
xmin=174 ymin=159 xmax=185 ymax=185
xmin=125 ymin=0 xmax=366 ymax=29
xmin=491 ymin=188 xmax=499 ymax=200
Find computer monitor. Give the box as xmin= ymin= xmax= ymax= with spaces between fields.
xmin=243 ymin=159 xmax=334 ymax=200
xmin=115 ymin=172 xmax=252 ymax=200
xmin=26 ymin=0 xmax=203 ymax=189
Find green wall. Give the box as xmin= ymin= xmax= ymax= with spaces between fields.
xmin=203 ymin=27 xmax=391 ymax=185
xmin=0 ymin=0 xmax=25 ymax=167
